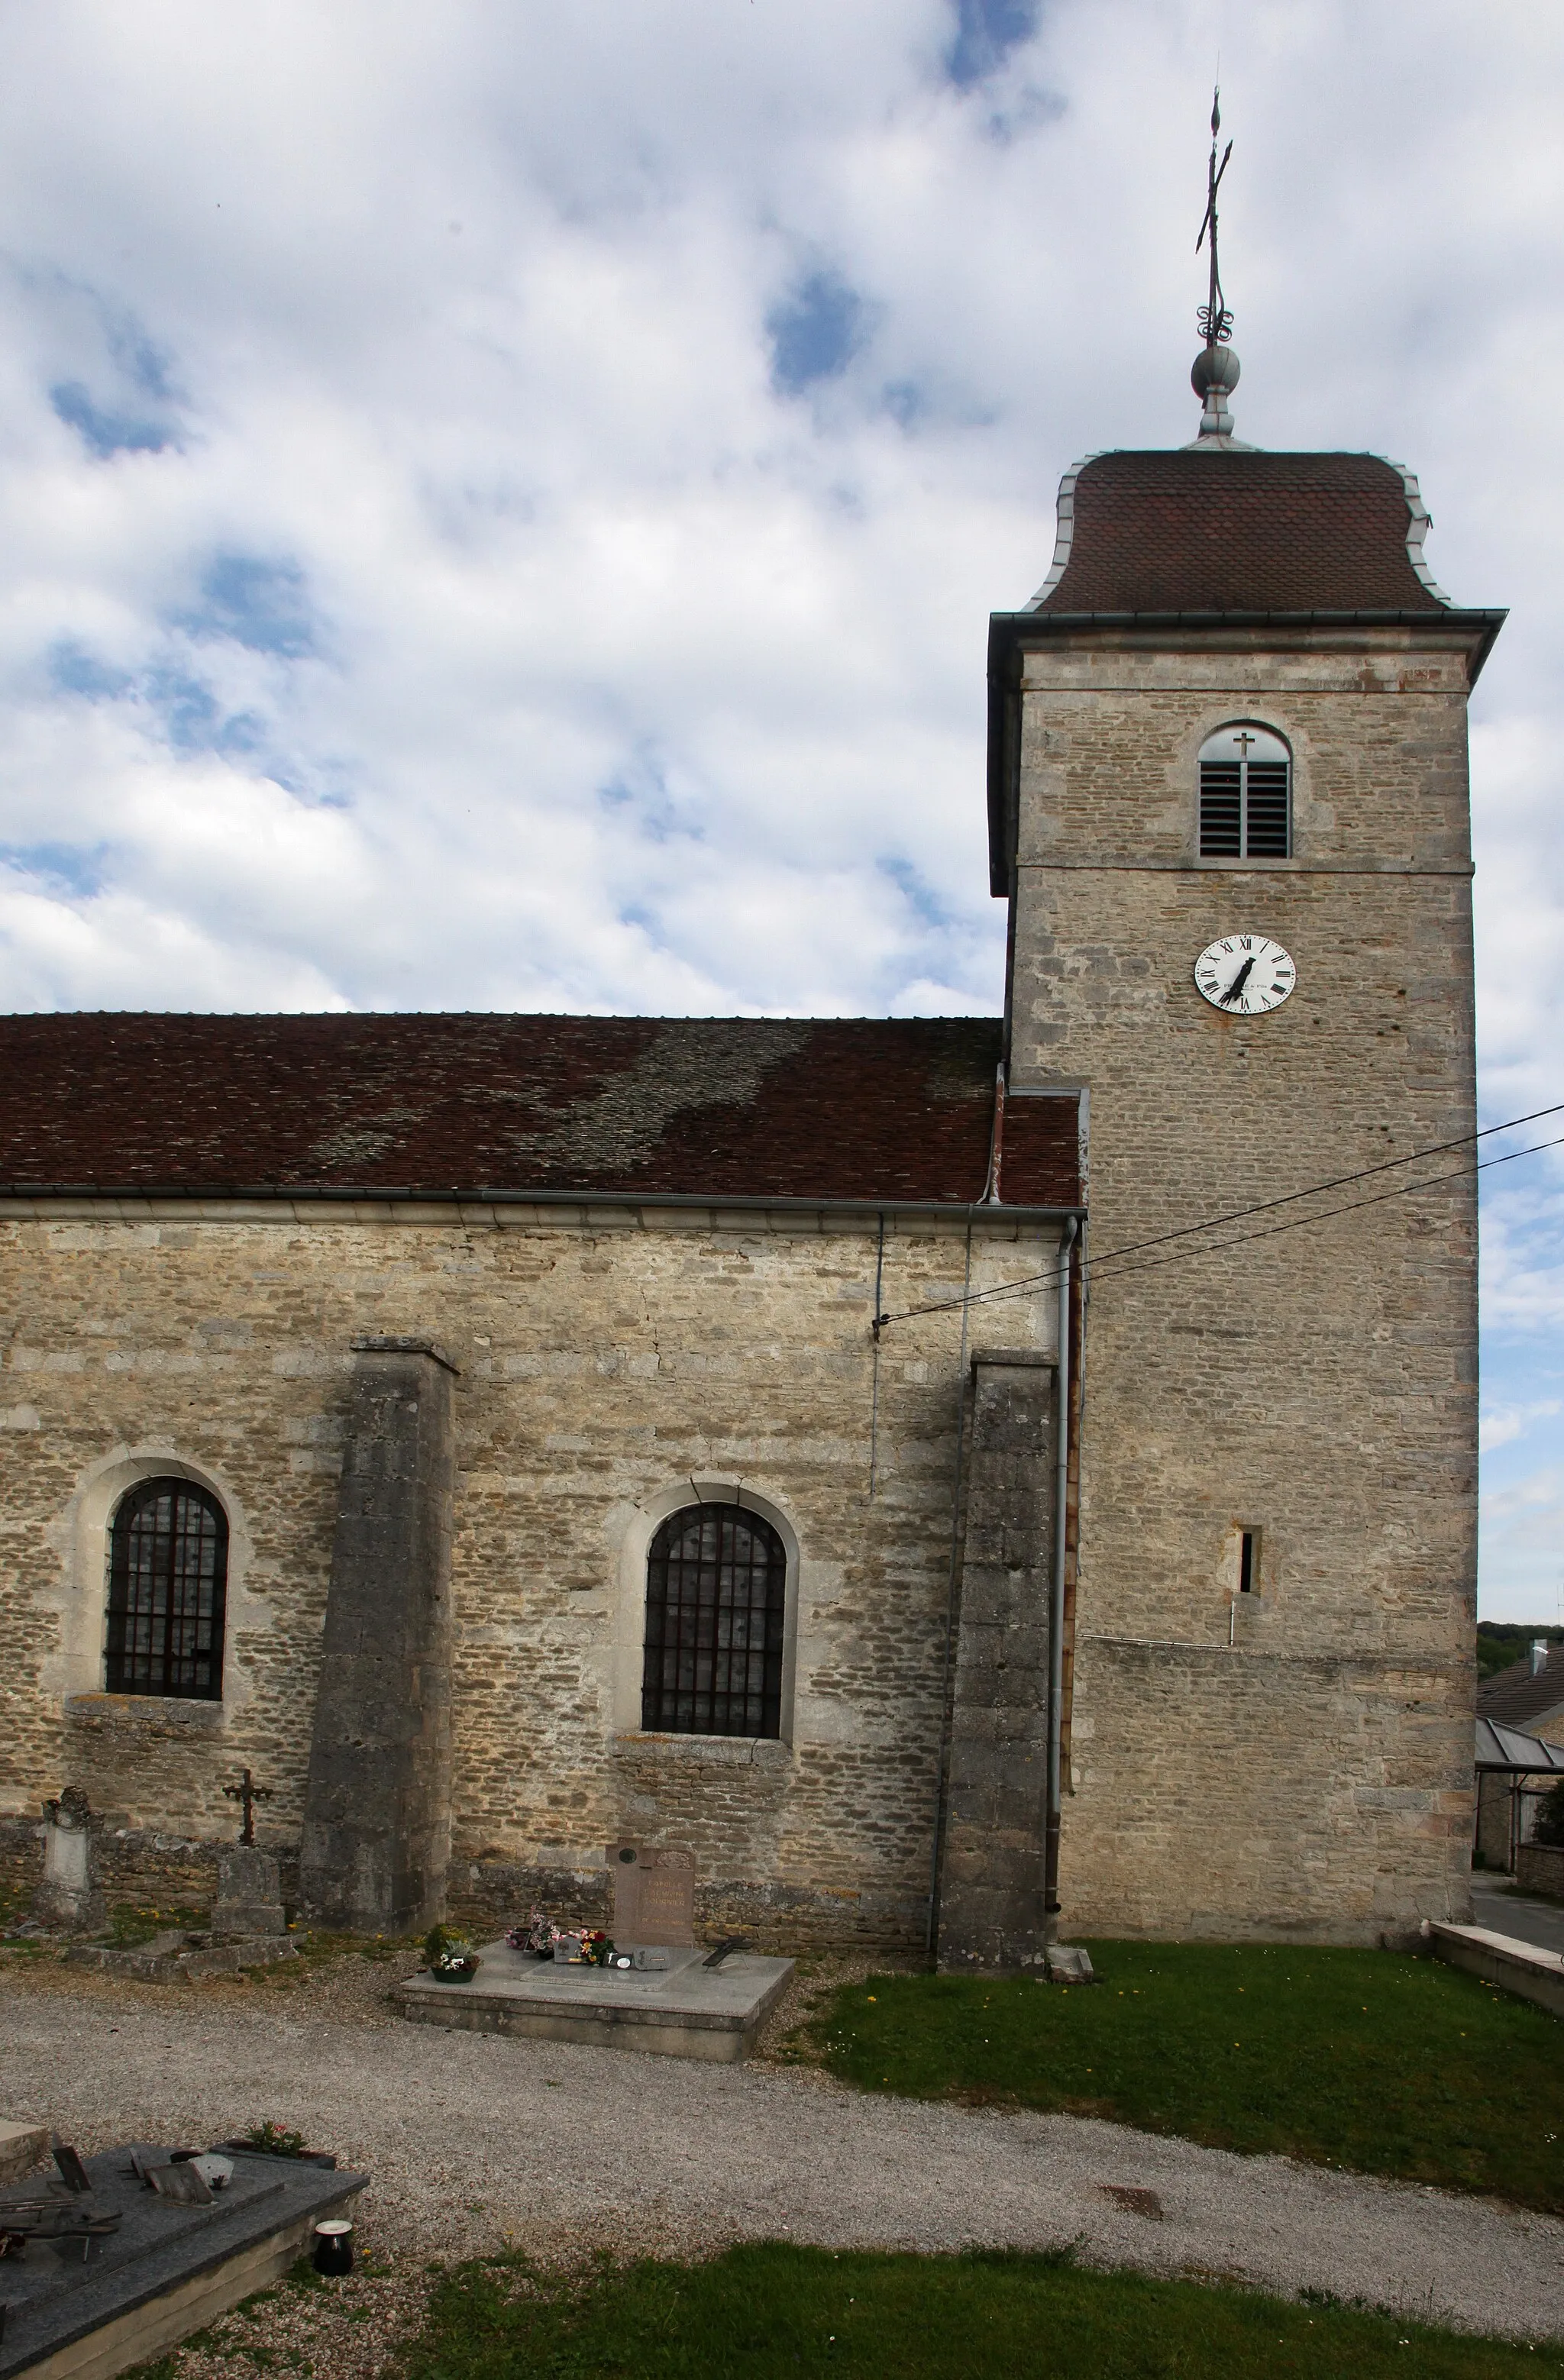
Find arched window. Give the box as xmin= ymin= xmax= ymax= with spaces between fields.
xmin=1199 ymin=724 xmax=1291 ymax=858
xmin=105 ymin=1479 xmax=228 ymax=1700
xmin=641 ymin=1502 xmax=787 ymax=1739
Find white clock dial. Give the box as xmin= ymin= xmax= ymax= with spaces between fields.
xmin=1194 ymin=934 xmax=1296 ymax=1015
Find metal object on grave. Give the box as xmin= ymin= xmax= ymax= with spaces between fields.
xmin=50 ymin=2136 xmax=92 ymax=2195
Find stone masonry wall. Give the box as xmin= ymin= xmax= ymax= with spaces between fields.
xmin=0 ymin=1203 xmax=1059 ymax=1951
xmin=1012 ymin=628 xmax=1480 ymax=1940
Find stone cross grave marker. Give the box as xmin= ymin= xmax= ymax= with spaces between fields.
xmin=608 ymin=1844 xmax=696 ymax=1947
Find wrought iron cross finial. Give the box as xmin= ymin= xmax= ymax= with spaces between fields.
xmin=1195 ymin=85 xmax=1233 ymax=348
xmin=222 ymin=1765 xmax=273 ymax=1847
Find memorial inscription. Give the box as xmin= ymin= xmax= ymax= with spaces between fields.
xmin=608 ymin=1844 xmax=696 ymax=1947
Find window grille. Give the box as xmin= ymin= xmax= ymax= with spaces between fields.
xmin=1198 ymin=725 xmax=1291 ymax=858
xmin=641 ymin=1502 xmax=787 ymax=1739
xmin=105 ymin=1479 xmax=228 ymax=1699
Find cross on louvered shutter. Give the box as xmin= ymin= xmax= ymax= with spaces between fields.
xmin=1198 ymin=726 xmax=1291 ymax=857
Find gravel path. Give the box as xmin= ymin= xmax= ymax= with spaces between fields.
xmin=2 ymin=1958 xmax=1562 ymax=2348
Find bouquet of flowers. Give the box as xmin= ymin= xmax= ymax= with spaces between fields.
xmin=506 ymin=1906 xmax=562 ymax=1959
xmin=579 ymin=1930 xmax=617 ymax=1968
xmin=423 ymin=1922 xmax=480 ymax=1981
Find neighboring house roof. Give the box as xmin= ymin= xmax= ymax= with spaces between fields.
xmin=0 ymin=1012 xmax=1081 ymax=1209
xmin=1029 ymin=450 xmax=1448 ymax=616
xmin=1475 ymin=1716 xmax=1564 ymax=1776
xmin=1477 ymin=1651 xmax=1564 ymax=1733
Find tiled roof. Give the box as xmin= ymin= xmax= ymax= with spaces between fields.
xmin=0 ymin=1013 xmax=1081 ymax=1209
xmin=1034 ymin=450 xmax=1446 ymax=616
xmin=1477 ymin=1651 xmax=1564 ymax=1732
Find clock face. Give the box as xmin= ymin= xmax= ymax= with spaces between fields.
xmin=1194 ymin=934 xmax=1296 ymax=1015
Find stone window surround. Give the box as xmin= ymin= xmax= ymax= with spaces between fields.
xmin=609 ymin=1474 xmax=802 ymax=1751
xmin=45 ymin=1445 xmax=257 ymax=1720
xmin=1197 ymin=717 xmax=1293 ymax=864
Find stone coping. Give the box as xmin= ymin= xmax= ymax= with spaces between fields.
xmin=0 ymin=2145 xmax=365 ymax=2380
xmin=1427 ymin=1920 xmax=1564 ymax=2022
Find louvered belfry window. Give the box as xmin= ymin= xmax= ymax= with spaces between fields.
xmin=641 ymin=1503 xmax=787 ymax=1738
xmin=1198 ymin=725 xmax=1291 ymax=858
xmin=105 ymin=1479 xmax=228 ymax=1699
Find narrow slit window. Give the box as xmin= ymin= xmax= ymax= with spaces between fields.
xmin=1239 ymin=1530 xmax=1259 ymax=1594
xmin=1199 ymin=725 xmax=1291 ymax=859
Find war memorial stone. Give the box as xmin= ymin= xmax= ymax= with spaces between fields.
xmin=609 ymin=1843 xmax=696 ymax=1947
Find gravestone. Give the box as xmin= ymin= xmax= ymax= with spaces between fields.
xmin=31 ymin=1786 xmax=107 ymax=1933
xmin=212 ymin=1847 xmax=287 ymax=1939
xmin=608 ymin=1843 xmax=696 ymax=1946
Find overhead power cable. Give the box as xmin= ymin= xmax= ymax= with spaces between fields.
xmin=874 ymin=1098 xmax=1564 ymax=1333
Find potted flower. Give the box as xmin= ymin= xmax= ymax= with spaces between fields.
xmin=423 ymin=1922 xmax=480 ymax=1982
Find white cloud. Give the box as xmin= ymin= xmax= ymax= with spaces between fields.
xmin=0 ymin=2 xmax=1562 ymax=1597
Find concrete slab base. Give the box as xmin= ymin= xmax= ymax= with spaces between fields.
xmin=64 ymin=1933 xmax=298 ymax=1986
xmin=0 ymin=2145 xmax=365 ymax=2380
xmin=398 ymin=1941 xmax=793 ymax=2062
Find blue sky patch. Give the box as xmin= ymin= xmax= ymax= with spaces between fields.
xmin=946 ymin=0 xmax=1041 ymax=89
xmin=0 ymin=840 xmax=108 ymax=897
xmin=50 ymin=379 xmax=173 ymax=459
xmin=767 ymin=270 xmax=868 ymax=396
xmin=187 ymin=553 xmax=317 ymax=659
xmin=49 ymin=641 xmax=133 ymax=700
xmin=142 ymin=667 xmax=269 ymax=755
xmin=878 ymin=852 xmax=952 ymax=931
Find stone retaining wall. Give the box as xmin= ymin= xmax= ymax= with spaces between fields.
xmin=1517 ymin=1842 xmax=1564 ymax=1904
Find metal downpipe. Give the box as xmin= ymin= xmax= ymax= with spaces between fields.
xmin=1044 ymin=1216 xmax=1077 ymax=1918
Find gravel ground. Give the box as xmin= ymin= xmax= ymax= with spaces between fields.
xmin=2 ymin=1947 xmax=1562 ymax=2374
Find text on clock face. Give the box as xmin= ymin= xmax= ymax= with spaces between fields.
xmin=1194 ymin=934 xmax=1297 ymax=1015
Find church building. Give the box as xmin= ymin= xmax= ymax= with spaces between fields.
xmin=0 ymin=334 xmax=1501 ymax=1960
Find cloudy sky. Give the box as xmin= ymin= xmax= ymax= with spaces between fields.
xmin=0 ymin=1 xmax=1559 ymax=1619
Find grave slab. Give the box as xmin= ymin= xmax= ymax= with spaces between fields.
xmin=0 ymin=2145 xmax=365 ymax=2380
xmin=398 ymin=1939 xmax=793 ymax=2062
xmin=65 ymin=1933 xmax=297 ymax=1986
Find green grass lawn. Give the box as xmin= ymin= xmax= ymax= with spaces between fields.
xmin=393 ymin=2244 xmax=1562 ymax=2378
xmin=803 ymin=1942 xmax=1564 ymax=2214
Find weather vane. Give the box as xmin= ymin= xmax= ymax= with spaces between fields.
xmin=1195 ymin=86 xmax=1233 ymax=347
xmin=1188 ymin=85 xmax=1243 ymax=444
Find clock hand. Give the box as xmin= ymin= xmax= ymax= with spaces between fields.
xmin=1221 ymin=955 xmax=1257 ymax=1006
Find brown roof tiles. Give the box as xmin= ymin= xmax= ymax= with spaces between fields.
xmin=0 ymin=1012 xmax=1081 ymax=1209
xmin=1036 ymin=449 xmax=1445 ymax=617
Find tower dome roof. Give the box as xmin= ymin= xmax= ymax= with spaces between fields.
xmin=1027 ymin=448 xmax=1451 ymax=617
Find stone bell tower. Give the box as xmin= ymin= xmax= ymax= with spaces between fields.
xmin=984 ymin=305 xmax=1504 ymax=1940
